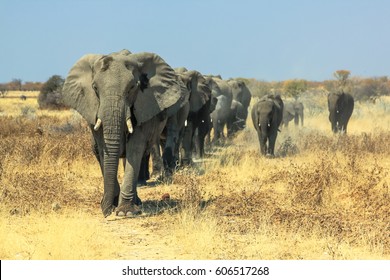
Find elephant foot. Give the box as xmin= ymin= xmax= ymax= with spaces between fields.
xmin=265 ymin=153 xmax=275 ymax=158
xmin=116 ymin=203 xmax=142 ymax=217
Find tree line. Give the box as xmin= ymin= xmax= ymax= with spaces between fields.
xmin=0 ymin=79 xmax=43 ymax=92
xmin=1 ymin=70 xmax=389 ymax=106
xmin=243 ymin=70 xmax=390 ymax=102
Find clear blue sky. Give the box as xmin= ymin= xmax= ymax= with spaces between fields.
xmin=1 ymin=0 xmax=389 ymax=83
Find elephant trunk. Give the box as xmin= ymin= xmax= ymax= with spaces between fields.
xmin=101 ymin=141 xmax=121 ymax=217
xmin=100 ymin=98 xmax=125 ymax=217
xmin=259 ymin=117 xmax=269 ymax=155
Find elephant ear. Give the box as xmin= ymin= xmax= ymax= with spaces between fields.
xmin=183 ymin=70 xmax=210 ymax=112
xmin=131 ymin=52 xmax=185 ymax=123
xmin=62 ymin=54 xmax=102 ymax=125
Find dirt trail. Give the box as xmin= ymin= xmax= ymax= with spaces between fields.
xmin=99 ymin=213 xmax=184 ymax=260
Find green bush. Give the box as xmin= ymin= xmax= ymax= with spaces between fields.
xmin=38 ymin=75 xmax=67 ymax=110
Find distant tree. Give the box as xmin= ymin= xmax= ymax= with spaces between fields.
xmin=38 ymin=75 xmax=67 ymax=109
xmin=323 ymin=80 xmax=338 ymax=93
xmin=23 ymin=81 xmax=43 ymax=91
xmin=352 ymin=76 xmax=390 ymax=102
xmin=333 ymin=70 xmax=351 ymax=88
xmin=0 ymin=83 xmax=8 ymax=97
xmin=283 ymin=79 xmax=308 ymax=99
xmin=8 ymin=79 xmax=23 ymax=91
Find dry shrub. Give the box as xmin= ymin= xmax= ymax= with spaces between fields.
xmin=1 ymin=170 xmax=79 ymax=214
xmin=298 ymin=130 xmax=390 ymax=155
xmin=0 ymin=115 xmax=88 ymax=138
xmin=174 ymin=169 xmax=207 ymax=214
xmin=287 ymin=154 xmax=338 ymax=209
xmin=268 ymin=150 xmax=389 ymax=253
xmin=0 ymin=116 xmax=99 ymax=214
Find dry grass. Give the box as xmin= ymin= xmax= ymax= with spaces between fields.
xmin=0 ymin=94 xmax=389 ymax=260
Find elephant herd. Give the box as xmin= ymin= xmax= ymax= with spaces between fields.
xmin=62 ymin=49 xmax=354 ymax=217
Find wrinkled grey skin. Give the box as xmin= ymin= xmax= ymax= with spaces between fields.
xmin=210 ymin=95 xmax=229 ymax=141
xmin=283 ymin=100 xmax=304 ymax=127
xmin=228 ymin=79 xmax=252 ymax=124
xmin=139 ymin=97 xmax=190 ymax=183
xmin=194 ymin=95 xmax=217 ymax=158
xmin=176 ymin=69 xmax=212 ymax=164
xmin=226 ymin=99 xmax=246 ymax=136
xmin=251 ymin=95 xmax=284 ymax=156
xmin=62 ymin=50 xmax=187 ymax=217
xmin=205 ymin=76 xmax=233 ymax=142
xmin=327 ymin=91 xmax=354 ymax=133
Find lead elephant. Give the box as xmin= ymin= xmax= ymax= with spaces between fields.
xmin=62 ymin=50 xmax=188 ymax=217
xmin=251 ymin=95 xmax=284 ymax=156
xmin=327 ymin=91 xmax=354 ymax=133
xmin=282 ymin=100 xmax=304 ymax=127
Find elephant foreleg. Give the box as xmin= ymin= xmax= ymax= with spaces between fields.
xmin=163 ymin=114 xmax=179 ymax=174
xmin=181 ymin=121 xmax=194 ymax=165
xmin=138 ymin=152 xmax=150 ymax=186
xmin=116 ymin=130 xmax=146 ymax=216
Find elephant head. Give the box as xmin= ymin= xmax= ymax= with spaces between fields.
xmin=177 ymin=70 xmax=211 ymax=113
xmin=62 ymin=50 xmax=185 ymax=217
xmin=327 ymin=91 xmax=354 ymax=133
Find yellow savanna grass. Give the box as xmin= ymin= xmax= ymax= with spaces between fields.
xmin=0 ymin=94 xmax=389 ymax=259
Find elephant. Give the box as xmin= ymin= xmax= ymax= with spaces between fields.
xmin=226 ymin=99 xmax=246 ymax=137
xmin=137 ymin=97 xmax=190 ymax=184
xmin=251 ymin=94 xmax=284 ymax=156
xmin=327 ymin=91 xmax=354 ymax=133
xmin=175 ymin=68 xmax=214 ymax=165
xmin=228 ymin=79 xmax=252 ymax=123
xmin=62 ymin=49 xmax=188 ymax=217
xmin=205 ymin=76 xmax=233 ymax=142
xmin=282 ymin=100 xmax=304 ymax=127
xmin=194 ymin=95 xmax=218 ymax=158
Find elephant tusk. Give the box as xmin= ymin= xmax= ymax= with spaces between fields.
xmin=184 ymin=120 xmax=188 ymax=127
xmin=127 ymin=119 xmax=133 ymax=134
xmin=94 ymin=118 xmax=102 ymax=131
